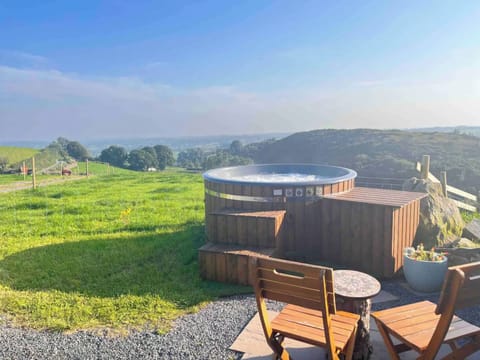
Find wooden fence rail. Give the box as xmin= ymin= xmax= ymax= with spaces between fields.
xmin=416 ymin=155 xmax=479 ymax=212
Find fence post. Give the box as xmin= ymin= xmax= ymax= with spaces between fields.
xmin=23 ymin=161 xmax=26 ymax=181
xmin=440 ymin=171 xmax=448 ymax=198
xmin=477 ymin=191 xmax=480 ymax=213
xmin=421 ymin=155 xmax=430 ymax=180
xmin=32 ymin=157 xmax=37 ymax=189
xmin=86 ymin=159 xmax=89 ymax=178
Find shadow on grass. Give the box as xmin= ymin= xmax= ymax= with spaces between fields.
xmin=0 ymin=224 xmax=245 ymax=307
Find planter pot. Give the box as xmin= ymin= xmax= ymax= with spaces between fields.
xmin=403 ymin=255 xmax=448 ymax=293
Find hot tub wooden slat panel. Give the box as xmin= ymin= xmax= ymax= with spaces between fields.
xmin=383 ymin=208 xmax=393 ymax=277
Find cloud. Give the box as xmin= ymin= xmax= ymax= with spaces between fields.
xmin=0 ymin=64 xmax=479 ymax=141
xmin=0 ymin=50 xmax=49 ymax=68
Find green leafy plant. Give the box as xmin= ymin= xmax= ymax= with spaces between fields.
xmin=405 ymin=243 xmax=447 ymax=262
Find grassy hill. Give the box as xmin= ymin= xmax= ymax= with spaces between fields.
xmin=0 ymin=146 xmax=39 ymax=165
xmin=251 ymin=129 xmax=480 ymax=194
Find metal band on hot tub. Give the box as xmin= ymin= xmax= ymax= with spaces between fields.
xmin=205 ymin=188 xmax=276 ymax=202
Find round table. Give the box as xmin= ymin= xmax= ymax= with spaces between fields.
xmin=334 ymin=270 xmax=381 ymax=360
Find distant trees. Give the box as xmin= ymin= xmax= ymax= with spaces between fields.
xmin=66 ymin=141 xmax=90 ymax=160
xmin=127 ymin=149 xmax=157 ymax=171
xmin=154 ymin=145 xmax=175 ymax=170
xmin=98 ymin=145 xmax=128 ymax=167
xmin=177 ymin=148 xmax=206 ymax=169
xmin=96 ymin=144 xmax=175 ymax=172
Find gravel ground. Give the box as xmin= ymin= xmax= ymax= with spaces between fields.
xmin=1 ymin=280 xmax=479 ymax=360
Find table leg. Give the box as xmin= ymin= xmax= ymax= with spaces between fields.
xmin=336 ymin=297 xmax=373 ymax=360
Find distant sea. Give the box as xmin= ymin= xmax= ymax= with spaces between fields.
xmin=0 ymin=133 xmax=290 ymax=156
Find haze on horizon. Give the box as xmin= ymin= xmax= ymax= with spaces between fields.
xmin=1 ymin=1 xmax=479 ymax=142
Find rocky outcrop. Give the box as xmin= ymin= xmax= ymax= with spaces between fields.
xmin=437 ymin=239 xmax=480 ymax=266
xmin=463 ymin=219 xmax=480 ymax=242
xmin=402 ymin=178 xmax=465 ymax=248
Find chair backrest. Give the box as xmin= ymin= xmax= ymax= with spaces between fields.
xmin=436 ymin=261 xmax=480 ymax=315
xmin=424 ymin=262 xmax=480 ymax=359
xmin=253 ymin=257 xmax=336 ymax=315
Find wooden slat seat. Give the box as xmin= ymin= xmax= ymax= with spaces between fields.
xmin=372 ymin=261 xmax=480 ymax=359
xmin=271 ymin=304 xmax=359 ymax=351
xmin=373 ymin=300 xmax=480 ymax=353
xmin=253 ymin=257 xmax=360 ymax=360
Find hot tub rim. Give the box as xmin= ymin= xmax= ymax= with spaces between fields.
xmin=202 ymin=163 xmax=357 ymax=186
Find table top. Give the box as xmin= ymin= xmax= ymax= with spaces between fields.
xmin=334 ymin=270 xmax=381 ymax=300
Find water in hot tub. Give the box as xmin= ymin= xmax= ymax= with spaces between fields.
xmin=229 ymin=173 xmax=329 ymax=183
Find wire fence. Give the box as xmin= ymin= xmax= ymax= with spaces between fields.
xmin=355 ymin=176 xmax=407 ymax=190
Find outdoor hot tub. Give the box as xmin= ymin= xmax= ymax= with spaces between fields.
xmin=203 ymin=163 xmax=357 ymax=209
xmin=201 ymin=163 xmax=426 ymax=280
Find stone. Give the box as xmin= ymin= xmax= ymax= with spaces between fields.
xmin=402 ymin=178 xmax=465 ymax=248
xmin=463 ymin=219 xmax=480 ymax=242
xmin=436 ymin=243 xmax=480 ymax=266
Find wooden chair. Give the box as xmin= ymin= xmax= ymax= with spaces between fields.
xmin=372 ymin=261 xmax=480 ymax=360
xmin=252 ymin=257 xmax=359 ymax=360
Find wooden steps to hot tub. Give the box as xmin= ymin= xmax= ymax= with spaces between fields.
xmin=200 ymin=209 xmax=286 ymax=285
xmin=206 ymin=209 xmax=286 ymax=247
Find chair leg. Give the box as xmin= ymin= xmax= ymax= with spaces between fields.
xmin=343 ymin=325 xmax=357 ymax=360
xmin=268 ymin=335 xmax=291 ymax=360
xmin=440 ymin=334 xmax=480 ymax=360
xmin=374 ymin=319 xmax=401 ymax=360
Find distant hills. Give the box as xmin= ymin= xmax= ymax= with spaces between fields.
xmin=250 ymin=129 xmax=480 ymax=194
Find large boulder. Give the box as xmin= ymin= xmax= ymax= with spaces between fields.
xmin=402 ymin=178 xmax=465 ymax=248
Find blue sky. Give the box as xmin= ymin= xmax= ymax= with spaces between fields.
xmin=1 ymin=1 xmax=479 ymax=141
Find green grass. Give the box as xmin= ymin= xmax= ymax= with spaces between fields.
xmin=0 ymin=146 xmax=39 ymax=165
xmin=461 ymin=210 xmax=480 ymax=224
xmin=0 ymin=168 xmax=247 ymax=333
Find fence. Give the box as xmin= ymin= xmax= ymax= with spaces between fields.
xmin=416 ymin=155 xmax=479 ymax=212
xmin=355 ymin=176 xmax=406 ymax=190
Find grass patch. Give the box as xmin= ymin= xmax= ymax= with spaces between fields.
xmin=461 ymin=210 xmax=480 ymax=224
xmin=0 ymin=169 xmax=248 ymax=333
xmin=0 ymin=146 xmax=39 ymax=165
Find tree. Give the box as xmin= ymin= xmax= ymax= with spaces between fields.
xmin=177 ymin=148 xmax=206 ymax=169
xmin=229 ymin=140 xmax=243 ymax=155
xmin=153 ymin=145 xmax=174 ymax=170
xmin=98 ymin=145 xmax=127 ymax=167
xmin=202 ymin=150 xmax=253 ymax=170
xmin=66 ymin=141 xmax=90 ymax=160
xmin=141 ymin=147 xmax=159 ymax=168
xmin=128 ymin=149 xmax=157 ymax=171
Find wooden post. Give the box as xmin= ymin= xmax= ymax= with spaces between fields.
xmin=32 ymin=157 xmax=36 ymax=189
xmin=61 ymin=162 xmax=64 ymax=177
xmin=107 ymin=162 xmax=110 ymax=175
xmin=421 ymin=155 xmax=430 ymax=180
xmin=440 ymin=171 xmax=448 ymax=198
xmin=22 ymin=161 xmax=26 ymax=181
xmin=86 ymin=159 xmax=89 ymax=178
xmin=477 ymin=191 xmax=480 ymax=213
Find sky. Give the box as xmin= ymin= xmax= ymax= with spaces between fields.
xmin=0 ymin=1 xmax=479 ymax=141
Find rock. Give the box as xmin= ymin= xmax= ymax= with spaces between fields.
xmin=463 ymin=219 xmax=480 ymax=242
xmin=436 ymin=244 xmax=480 ymax=266
xmin=402 ymin=178 xmax=465 ymax=248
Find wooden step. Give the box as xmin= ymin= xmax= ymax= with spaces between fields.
xmin=206 ymin=209 xmax=286 ymax=248
xmin=198 ymin=243 xmax=276 ymax=286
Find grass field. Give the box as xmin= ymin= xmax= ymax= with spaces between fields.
xmin=0 ymin=146 xmax=39 ymax=165
xmin=0 ymin=168 xmax=247 ymax=333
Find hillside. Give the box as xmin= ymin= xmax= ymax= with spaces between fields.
xmin=0 ymin=146 xmax=39 ymax=165
xmin=251 ymin=129 xmax=480 ymax=194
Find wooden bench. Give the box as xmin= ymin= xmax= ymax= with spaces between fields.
xmin=372 ymin=261 xmax=480 ymax=359
xmin=253 ymin=257 xmax=360 ymax=360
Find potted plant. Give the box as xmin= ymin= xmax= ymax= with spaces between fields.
xmin=403 ymin=244 xmax=448 ymax=292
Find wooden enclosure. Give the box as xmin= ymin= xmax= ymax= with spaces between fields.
xmin=201 ymin=177 xmax=426 ymax=281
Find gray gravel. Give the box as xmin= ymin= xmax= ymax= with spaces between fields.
xmin=1 ymin=280 xmax=479 ymax=360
